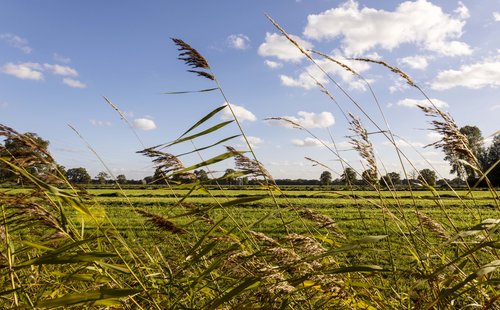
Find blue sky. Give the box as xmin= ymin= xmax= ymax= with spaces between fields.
xmin=1 ymin=0 xmax=499 ymax=181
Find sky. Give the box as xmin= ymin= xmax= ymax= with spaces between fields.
xmin=1 ymin=0 xmax=499 ymax=181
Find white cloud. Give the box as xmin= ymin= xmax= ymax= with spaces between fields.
xmin=221 ymin=103 xmax=256 ymax=122
xmin=278 ymin=111 xmax=335 ymax=129
xmin=258 ymin=32 xmax=313 ymax=62
xmin=494 ymin=12 xmax=500 ymax=22
xmin=292 ymin=137 xmax=324 ymax=147
xmin=132 ymin=118 xmax=156 ymax=131
xmin=242 ymin=136 xmax=263 ymax=147
xmin=53 ymin=53 xmax=71 ymax=64
xmin=62 ymin=78 xmax=87 ymax=89
xmin=264 ymin=60 xmax=282 ymax=69
xmin=454 ymin=1 xmax=470 ymax=19
xmin=383 ymin=139 xmax=425 ymax=148
xmin=44 ymin=64 xmax=78 ymax=77
xmin=399 ymin=55 xmax=429 ymax=70
xmin=90 ymin=119 xmax=112 ymax=127
xmin=279 ymin=54 xmax=371 ymax=90
xmin=303 ymin=0 xmax=472 ymax=56
xmin=397 ymin=98 xmax=449 ymax=109
xmin=427 ymin=131 xmax=443 ymax=141
xmin=1 ymin=62 xmax=43 ymax=80
xmin=490 ymin=104 xmax=500 ymax=111
xmin=0 ymin=33 xmax=32 ymax=54
xmin=431 ymin=58 xmax=500 ymax=90
xmin=227 ymin=34 xmax=250 ymax=50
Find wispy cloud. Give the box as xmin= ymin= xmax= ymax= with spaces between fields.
xmin=292 ymin=137 xmax=324 ymax=147
xmin=493 ymin=12 xmax=500 ymax=22
xmin=264 ymin=60 xmax=282 ymax=69
xmin=1 ymin=62 xmax=43 ymax=80
xmin=242 ymin=136 xmax=263 ymax=147
xmin=53 ymin=53 xmax=71 ymax=64
xmin=303 ymin=0 xmax=471 ymax=56
xmin=90 ymin=119 xmax=112 ymax=127
xmin=227 ymin=34 xmax=250 ymax=50
xmin=397 ymin=98 xmax=449 ymax=109
xmin=132 ymin=118 xmax=156 ymax=131
xmin=63 ymin=78 xmax=87 ymax=89
xmin=0 ymin=33 xmax=32 ymax=54
xmin=221 ymin=102 xmax=256 ymax=122
xmin=44 ymin=64 xmax=78 ymax=77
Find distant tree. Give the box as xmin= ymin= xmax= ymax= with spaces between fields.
xmin=194 ymin=169 xmax=209 ymax=182
xmin=361 ymin=169 xmax=378 ymax=186
xmin=143 ymin=176 xmax=154 ymax=184
xmin=443 ymin=125 xmax=484 ymax=179
xmin=0 ymin=132 xmax=51 ymax=181
xmin=340 ymin=168 xmax=357 ymax=185
xmin=319 ymin=171 xmax=332 ymax=186
xmin=223 ymin=168 xmax=236 ymax=185
xmin=380 ymin=172 xmax=401 ymax=187
xmin=116 ymin=174 xmax=127 ymax=184
xmin=480 ymin=134 xmax=500 ymax=186
xmin=66 ymin=167 xmax=91 ymax=184
xmin=95 ymin=171 xmax=110 ymax=184
xmin=418 ymin=168 xmax=437 ymax=186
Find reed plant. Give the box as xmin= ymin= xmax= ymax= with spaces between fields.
xmin=0 ymin=16 xmax=498 ymax=309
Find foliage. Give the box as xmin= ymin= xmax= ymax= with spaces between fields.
xmin=66 ymin=167 xmax=91 ymax=184
xmin=340 ymin=167 xmax=356 ymax=185
xmin=418 ymin=168 xmax=437 ymax=186
xmin=319 ymin=170 xmax=332 ymax=185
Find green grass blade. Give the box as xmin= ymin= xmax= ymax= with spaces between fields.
xmin=35 ymin=288 xmax=141 ymax=307
xmin=167 ymin=120 xmax=233 ymax=147
xmin=176 ymin=134 xmax=240 ymax=157
xmin=162 ymin=87 xmax=219 ymax=95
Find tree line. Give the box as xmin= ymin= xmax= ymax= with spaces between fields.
xmin=1 ymin=126 xmax=499 ymax=187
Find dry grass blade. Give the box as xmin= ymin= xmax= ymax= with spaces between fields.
xmin=311 ymin=50 xmax=359 ymax=77
xmin=352 ymin=58 xmax=415 ymax=87
xmin=265 ymin=117 xmax=302 ymax=129
xmin=135 ymin=209 xmax=186 ymax=234
xmin=171 ymin=38 xmax=214 ymax=80
xmin=138 ymin=147 xmax=184 ymax=174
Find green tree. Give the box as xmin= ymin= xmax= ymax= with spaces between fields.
xmin=380 ymin=172 xmax=400 ymax=187
xmin=116 ymin=174 xmax=127 ymax=184
xmin=480 ymin=134 xmax=500 ymax=186
xmin=418 ymin=168 xmax=437 ymax=186
xmin=223 ymin=168 xmax=236 ymax=185
xmin=340 ymin=168 xmax=356 ymax=185
xmin=0 ymin=132 xmax=51 ymax=181
xmin=95 ymin=171 xmax=110 ymax=184
xmin=194 ymin=169 xmax=209 ymax=182
xmin=66 ymin=167 xmax=91 ymax=184
xmin=361 ymin=169 xmax=378 ymax=186
xmin=319 ymin=171 xmax=332 ymax=186
xmin=444 ymin=125 xmax=484 ymax=179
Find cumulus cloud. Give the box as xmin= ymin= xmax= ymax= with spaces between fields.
xmin=132 ymin=118 xmax=156 ymax=131
xmin=221 ymin=103 xmax=256 ymax=122
xmin=44 ymin=64 xmax=78 ymax=77
xmin=275 ymin=111 xmax=335 ymax=129
xmin=389 ymin=78 xmax=410 ymax=93
xmin=279 ymin=54 xmax=371 ymax=90
xmin=397 ymin=98 xmax=449 ymax=109
xmin=303 ymin=0 xmax=471 ymax=56
xmin=490 ymin=104 xmax=500 ymax=111
xmin=258 ymin=32 xmax=313 ymax=62
xmin=0 ymin=33 xmax=32 ymax=54
xmin=227 ymin=34 xmax=250 ymax=50
xmin=1 ymin=62 xmax=43 ymax=80
xmin=494 ymin=12 xmax=500 ymax=22
xmin=264 ymin=60 xmax=282 ymax=69
xmin=242 ymin=136 xmax=263 ymax=147
xmin=90 ymin=119 xmax=112 ymax=127
xmin=431 ymin=58 xmax=500 ymax=90
xmin=399 ymin=55 xmax=429 ymax=70
xmin=63 ymin=78 xmax=87 ymax=89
